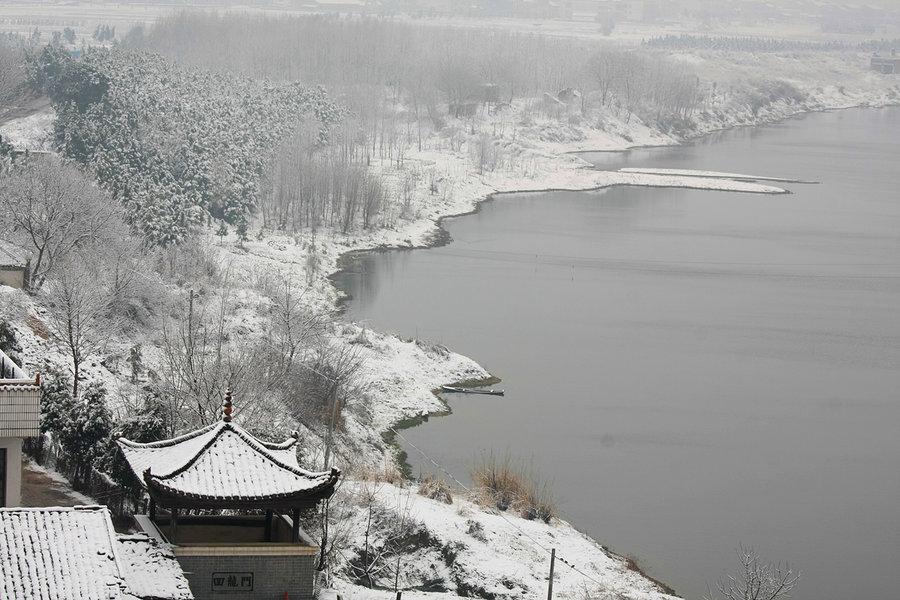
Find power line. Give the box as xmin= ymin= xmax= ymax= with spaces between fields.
xmin=388 ymin=424 xmax=610 ymax=591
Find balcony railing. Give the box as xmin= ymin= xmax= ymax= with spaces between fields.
xmin=0 ymin=349 xmax=31 ymax=383
xmin=0 ymin=348 xmax=40 ymax=437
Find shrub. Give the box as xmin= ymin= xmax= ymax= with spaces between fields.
xmin=418 ymin=473 xmax=453 ymax=504
xmin=471 ymin=451 xmax=526 ymax=512
xmin=471 ymin=451 xmax=557 ymax=522
xmin=519 ymin=477 xmax=556 ymax=523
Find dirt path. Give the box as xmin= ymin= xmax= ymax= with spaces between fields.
xmin=20 ymin=459 xmax=90 ymax=507
xmin=0 ymin=94 xmax=50 ymax=127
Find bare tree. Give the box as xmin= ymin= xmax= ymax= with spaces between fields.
xmin=0 ymin=157 xmax=119 ymax=291
xmin=157 ymin=286 xmax=260 ymax=431
xmin=706 ymin=545 xmax=800 ymax=600
xmin=42 ymin=259 xmax=117 ymax=399
xmin=348 ymin=482 xmax=418 ymax=589
xmin=0 ymin=40 xmax=27 ymax=108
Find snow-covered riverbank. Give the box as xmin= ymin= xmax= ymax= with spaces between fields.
xmin=2 ymin=56 xmax=898 ymax=598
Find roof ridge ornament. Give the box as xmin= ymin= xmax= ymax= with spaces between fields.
xmin=222 ymin=388 xmax=233 ymax=422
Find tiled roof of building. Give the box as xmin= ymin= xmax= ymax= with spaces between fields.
xmin=117 ymin=421 xmax=339 ymax=508
xmin=0 ymin=506 xmax=193 ymax=600
xmin=116 ymin=534 xmax=193 ymax=600
xmin=0 ymin=240 xmax=26 ymax=269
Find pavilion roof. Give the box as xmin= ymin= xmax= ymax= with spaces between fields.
xmin=117 ymin=419 xmax=339 ymax=510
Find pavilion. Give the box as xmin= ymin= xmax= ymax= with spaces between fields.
xmin=117 ymin=390 xmax=340 ymax=600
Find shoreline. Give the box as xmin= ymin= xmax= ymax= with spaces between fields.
xmin=325 ymin=101 xmax=899 ymax=599
xmin=329 ymin=100 xmax=889 ymax=456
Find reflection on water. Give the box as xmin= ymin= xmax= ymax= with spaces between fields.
xmin=332 ymin=108 xmax=900 ymax=600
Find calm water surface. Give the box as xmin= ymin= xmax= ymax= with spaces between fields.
xmin=333 ymin=108 xmax=900 ymax=600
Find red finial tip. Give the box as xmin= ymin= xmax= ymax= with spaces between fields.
xmin=223 ymin=388 xmax=233 ymax=422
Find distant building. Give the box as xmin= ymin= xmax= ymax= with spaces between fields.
xmin=0 ymin=505 xmax=194 ymax=599
xmin=117 ymin=390 xmax=340 ymax=600
xmin=0 ymin=241 xmax=27 ymax=290
xmin=0 ymin=349 xmax=39 ymax=507
xmin=871 ymin=51 xmax=900 ymax=74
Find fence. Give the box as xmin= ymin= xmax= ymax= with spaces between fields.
xmin=24 ymin=434 xmax=142 ymax=517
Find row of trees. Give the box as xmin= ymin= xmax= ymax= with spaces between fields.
xmin=645 ymin=33 xmax=900 ymax=53
xmin=260 ymin=123 xmax=388 ymax=233
xmin=129 ymin=12 xmax=708 ymax=138
xmin=0 ymin=35 xmax=28 ymax=109
xmin=29 ymin=45 xmax=345 ymax=245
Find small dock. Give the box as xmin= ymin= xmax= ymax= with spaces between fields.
xmin=441 ymin=386 xmax=505 ymax=396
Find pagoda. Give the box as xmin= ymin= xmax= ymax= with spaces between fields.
xmin=117 ymin=390 xmax=339 ymax=600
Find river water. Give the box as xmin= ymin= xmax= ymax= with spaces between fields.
xmin=332 ymin=107 xmax=900 ymax=600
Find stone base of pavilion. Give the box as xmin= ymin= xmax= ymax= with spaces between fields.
xmin=135 ymin=512 xmax=320 ymax=600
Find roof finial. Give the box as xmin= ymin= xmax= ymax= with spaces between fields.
xmin=222 ymin=388 xmax=233 ymax=422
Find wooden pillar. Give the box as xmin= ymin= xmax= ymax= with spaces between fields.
xmin=149 ymin=499 xmax=156 ymax=522
xmin=264 ymin=510 xmax=274 ymax=542
xmin=291 ymin=508 xmax=300 ymax=544
xmin=170 ymin=507 xmax=179 ymax=543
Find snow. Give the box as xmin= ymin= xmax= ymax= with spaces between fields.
xmin=116 ymin=534 xmax=193 ymax=600
xmin=0 ymin=505 xmax=192 ymax=600
xmin=0 ymin=109 xmax=55 ymax=152
xmin=331 ymin=481 xmax=678 ymax=600
xmin=26 ymin=460 xmax=98 ymax=506
xmin=618 ymin=168 xmax=816 ymax=184
xmin=118 ymin=421 xmax=336 ymax=501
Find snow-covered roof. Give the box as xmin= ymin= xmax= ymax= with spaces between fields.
xmin=0 ymin=506 xmax=193 ymax=600
xmin=116 ymin=534 xmax=193 ymax=600
xmin=0 ymin=240 xmax=26 ymax=269
xmin=117 ymin=420 xmax=339 ymax=509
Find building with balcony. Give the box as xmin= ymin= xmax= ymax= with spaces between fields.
xmin=0 ymin=349 xmax=39 ymax=507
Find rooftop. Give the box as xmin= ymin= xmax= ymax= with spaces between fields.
xmin=116 ymin=395 xmax=339 ymax=510
xmin=0 ymin=240 xmax=26 ymax=269
xmin=0 ymin=505 xmax=193 ymax=600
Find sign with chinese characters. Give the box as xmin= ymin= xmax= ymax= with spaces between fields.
xmin=212 ymin=572 xmax=254 ymax=592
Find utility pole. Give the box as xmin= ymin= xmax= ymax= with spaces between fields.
xmin=547 ymin=548 xmax=556 ymax=600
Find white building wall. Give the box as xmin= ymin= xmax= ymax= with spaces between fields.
xmin=1 ymin=436 xmax=23 ymax=507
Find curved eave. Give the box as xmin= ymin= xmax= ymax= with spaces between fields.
xmin=143 ymin=468 xmax=340 ymax=510
xmin=116 ymin=422 xmax=221 ymax=449
xmin=117 ymin=422 xmax=304 ymax=485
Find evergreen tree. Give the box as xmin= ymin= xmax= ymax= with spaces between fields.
xmin=59 ymin=382 xmax=113 ymax=484
xmin=39 ymin=369 xmax=75 ymax=435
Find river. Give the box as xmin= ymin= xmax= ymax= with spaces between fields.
xmin=332 ymin=107 xmax=900 ymax=600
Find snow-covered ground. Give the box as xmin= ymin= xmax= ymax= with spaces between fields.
xmin=330 ymin=481 xmax=678 ymax=600
xmin=0 ymin=109 xmax=55 ymax=151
